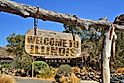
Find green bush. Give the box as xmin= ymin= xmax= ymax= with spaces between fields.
xmin=2 ymin=64 xmax=12 ymax=68
xmin=55 ymin=65 xmax=80 ymax=83
xmin=38 ymin=68 xmax=52 ymax=79
xmin=57 ymin=64 xmax=72 ymax=77
xmin=34 ymin=61 xmax=49 ymax=72
xmin=34 ymin=61 xmax=53 ymax=79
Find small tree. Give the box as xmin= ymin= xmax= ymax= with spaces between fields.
xmin=6 ymin=33 xmax=25 ymax=56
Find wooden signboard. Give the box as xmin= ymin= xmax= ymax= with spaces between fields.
xmin=25 ymin=28 xmax=81 ymax=58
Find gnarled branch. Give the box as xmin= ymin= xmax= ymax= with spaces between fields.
xmin=0 ymin=0 xmax=124 ymax=30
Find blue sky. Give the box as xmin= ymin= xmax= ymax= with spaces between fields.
xmin=0 ymin=0 xmax=124 ymax=46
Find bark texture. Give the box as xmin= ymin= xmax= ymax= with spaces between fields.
xmin=103 ymin=25 xmax=115 ymax=83
xmin=0 ymin=0 xmax=124 ymax=30
xmin=111 ymin=31 xmax=117 ymax=63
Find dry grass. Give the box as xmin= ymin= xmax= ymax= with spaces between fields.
xmin=69 ymin=73 xmax=80 ymax=83
xmin=80 ymin=67 xmax=88 ymax=74
xmin=72 ymin=67 xmax=80 ymax=74
xmin=116 ymin=67 xmax=124 ymax=74
xmin=59 ymin=73 xmax=80 ymax=83
xmin=0 ymin=74 xmax=16 ymax=83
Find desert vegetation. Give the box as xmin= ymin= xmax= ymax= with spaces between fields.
xmin=0 ymin=23 xmax=124 ymax=82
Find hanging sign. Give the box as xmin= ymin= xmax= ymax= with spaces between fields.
xmin=25 ymin=28 xmax=81 ymax=58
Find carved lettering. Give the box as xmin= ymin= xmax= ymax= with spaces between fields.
xmin=35 ymin=45 xmax=40 ymax=54
xmin=63 ymin=39 xmax=67 ymax=47
xmin=50 ymin=38 xmax=54 ymax=46
xmin=25 ymin=30 xmax=81 ymax=57
xmin=30 ymin=45 xmax=34 ymax=54
xmin=59 ymin=48 xmax=65 ymax=56
xmin=44 ymin=38 xmax=49 ymax=45
xmin=27 ymin=36 xmax=35 ymax=44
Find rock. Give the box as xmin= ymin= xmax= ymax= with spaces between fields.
xmin=88 ymin=74 xmax=93 ymax=79
xmin=76 ymin=74 xmax=81 ymax=78
xmin=81 ymin=76 xmax=86 ymax=80
xmin=95 ymin=75 xmax=100 ymax=79
xmin=89 ymin=72 xmax=94 ymax=75
xmin=111 ymin=69 xmax=116 ymax=74
xmin=12 ymin=73 xmax=15 ymax=76
xmin=117 ymin=75 xmax=123 ymax=79
xmin=80 ymin=73 xmax=85 ymax=77
xmin=111 ymin=73 xmax=124 ymax=83
xmin=2 ymin=68 xmax=5 ymax=72
xmin=85 ymin=77 xmax=91 ymax=80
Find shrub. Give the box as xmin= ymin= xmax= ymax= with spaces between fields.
xmin=38 ymin=68 xmax=52 ymax=79
xmin=34 ymin=61 xmax=53 ymax=79
xmin=2 ymin=64 xmax=12 ymax=68
xmin=0 ymin=74 xmax=16 ymax=83
xmin=55 ymin=65 xmax=80 ymax=83
xmin=72 ymin=67 xmax=80 ymax=74
xmin=56 ymin=64 xmax=72 ymax=77
xmin=34 ymin=61 xmax=49 ymax=72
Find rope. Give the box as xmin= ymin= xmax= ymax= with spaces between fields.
xmin=34 ymin=6 xmax=39 ymax=35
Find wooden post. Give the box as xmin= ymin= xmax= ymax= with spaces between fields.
xmin=32 ymin=57 xmax=34 ymax=78
xmin=103 ymin=24 xmax=115 ymax=83
xmin=101 ymin=36 xmax=105 ymax=83
xmin=110 ymin=30 xmax=117 ymax=72
xmin=112 ymin=31 xmax=117 ymax=62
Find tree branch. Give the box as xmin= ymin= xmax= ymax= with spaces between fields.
xmin=0 ymin=0 xmax=124 ymax=30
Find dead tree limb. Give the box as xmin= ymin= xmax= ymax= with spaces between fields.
xmin=0 ymin=0 xmax=124 ymax=30
xmin=103 ymin=25 xmax=115 ymax=83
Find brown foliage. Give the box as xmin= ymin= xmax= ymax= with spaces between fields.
xmin=69 ymin=73 xmax=80 ymax=83
xmin=59 ymin=73 xmax=80 ymax=83
xmin=72 ymin=67 xmax=80 ymax=74
xmin=116 ymin=67 xmax=124 ymax=74
xmin=80 ymin=67 xmax=88 ymax=74
xmin=0 ymin=74 xmax=16 ymax=83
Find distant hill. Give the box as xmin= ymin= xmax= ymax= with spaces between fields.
xmin=0 ymin=47 xmax=14 ymax=59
